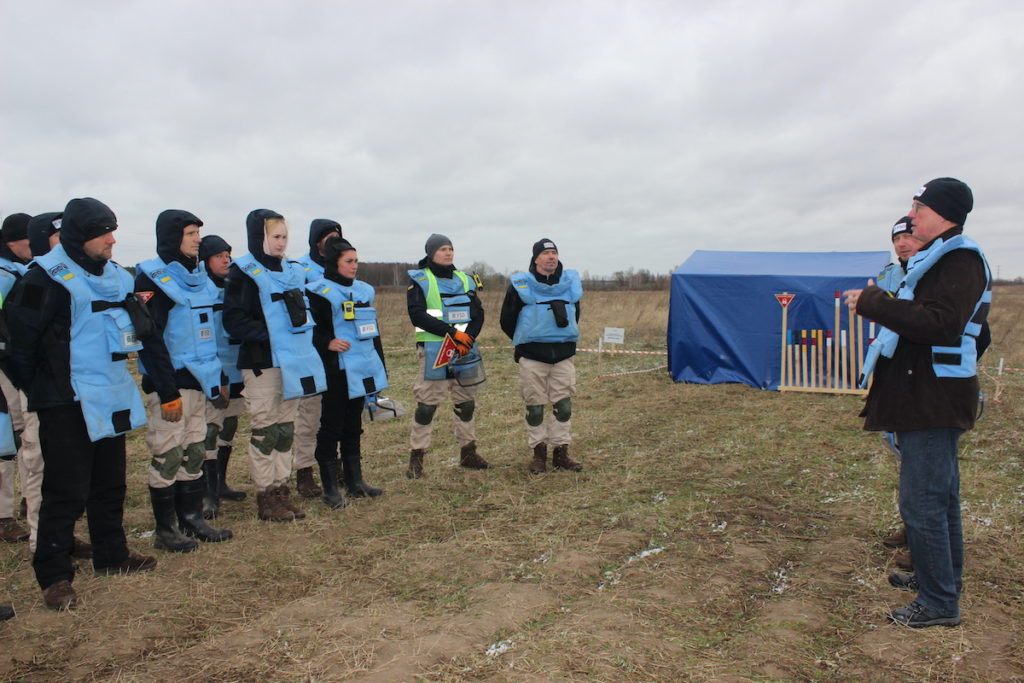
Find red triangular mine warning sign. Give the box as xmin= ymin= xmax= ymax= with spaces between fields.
xmin=775 ymin=293 xmax=795 ymax=307
xmin=432 ymin=334 xmax=458 ymax=369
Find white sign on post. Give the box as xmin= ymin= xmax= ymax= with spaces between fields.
xmin=603 ymin=327 xmax=625 ymax=345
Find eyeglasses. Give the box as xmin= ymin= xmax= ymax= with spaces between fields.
xmin=910 ymin=201 xmax=927 ymax=212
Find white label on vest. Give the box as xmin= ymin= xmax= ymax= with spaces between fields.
xmin=447 ymin=310 xmax=469 ymax=323
xmin=358 ymin=322 xmax=378 ymax=336
xmin=198 ymin=327 xmax=213 ymax=340
xmin=124 ymin=332 xmax=139 ymax=347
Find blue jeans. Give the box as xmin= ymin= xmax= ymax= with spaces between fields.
xmin=897 ymin=428 xmax=964 ymax=617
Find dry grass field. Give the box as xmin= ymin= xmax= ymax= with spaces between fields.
xmin=2 ymin=285 xmax=1022 ymax=681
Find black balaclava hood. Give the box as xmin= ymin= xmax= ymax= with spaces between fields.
xmin=321 ymin=235 xmax=355 ymax=285
xmin=60 ymin=197 xmax=118 ymax=275
xmin=1 ymin=212 xmax=32 ymax=263
xmin=156 ymin=209 xmax=203 ymax=270
xmin=27 ymin=212 xmax=63 ymax=258
xmin=246 ymin=208 xmax=285 ymax=271
xmin=308 ymin=219 xmax=342 ymax=266
xmin=200 ymin=234 xmax=232 ymax=287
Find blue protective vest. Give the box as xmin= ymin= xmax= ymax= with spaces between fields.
xmin=137 ymin=258 xmax=223 ymax=399
xmin=408 ymin=268 xmax=483 ymax=381
xmin=200 ymin=266 xmax=243 ymax=385
xmin=0 ymin=277 xmax=17 ymax=454
xmin=233 ymin=254 xmax=326 ymax=400
xmin=0 ymin=269 xmax=16 ymax=301
xmin=294 ymin=253 xmax=324 ymax=283
xmin=509 ymin=269 xmax=582 ymax=346
xmin=860 ymin=234 xmax=990 ymax=387
xmin=875 ymin=262 xmax=905 ymax=295
xmin=0 ymin=258 xmax=26 ymax=279
xmin=306 ymin=278 xmax=388 ymax=398
xmin=35 ymin=245 xmax=147 ymax=441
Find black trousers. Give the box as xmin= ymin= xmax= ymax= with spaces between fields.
xmin=33 ymin=403 xmax=129 ymax=589
xmin=314 ymin=374 xmax=364 ymax=462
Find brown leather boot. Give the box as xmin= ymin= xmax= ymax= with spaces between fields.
xmin=71 ymin=535 xmax=93 ymax=559
xmin=552 ymin=444 xmax=583 ymax=472
xmin=42 ymin=581 xmax=79 ymax=611
xmin=295 ymin=467 xmax=321 ymax=498
xmin=95 ymin=550 xmax=157 ymax=577
xmin=257 ymin=487 xmax=294 ymax=522
xmin=882 ymin=526 xmax=908 ymax=548
xmin=0 ymin=517 xmax=29 ymax=543
xmin=276 ymin=485 xmax=306 ymax=519
xmin=893 ymin=551 xmax=914 ymax=571
xmin=407 ymin=449 xmax=425 ymax=479
xmin=459 ymin=441 xmax=490 ymax=470
xmin=529 ymin=444 xmax=547 ymax=474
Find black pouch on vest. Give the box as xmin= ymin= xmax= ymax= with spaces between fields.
xmin=281 ymin=289 xmax=308 ymax=327
xmin=122 ymin=293 xmax=155 ymax=339
xmin=549 ymin=300 xmax=569 ymax=328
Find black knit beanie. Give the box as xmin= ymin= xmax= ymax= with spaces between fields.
xmin=914 ymin=178 xmax=973 ymax=227
xmin=890 ymin=216 xmax=913 ymax=240
xmin=1 ymin=213 xmax=31 ymax=242
xmin=425 ymin=233 xmax=452 ymax=258
xmin=532 ymin=238 xmax=558 ymax=259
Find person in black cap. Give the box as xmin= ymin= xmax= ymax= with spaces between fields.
xmin=845 ymin=177 xmax=989 ymax=628
xmin=500 ymin=238 xmax=584 ymax=473
xmin=6 ymin=197 xmax=158 ymax=611
xmin=405 ymin=233 xmax=489 ymax=478
xmin=289 ymin=219 xmax=343 ymax=499
xmin=198 ymin=234 xmax=248 ymax=514
xmin=135 ymin=211 xmax=233 ymax=553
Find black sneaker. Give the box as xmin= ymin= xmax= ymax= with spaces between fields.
xmin=889 ymin=601 xmax=960 ymax=628
xmin=888 ymin=573 xmax=919 ymax=592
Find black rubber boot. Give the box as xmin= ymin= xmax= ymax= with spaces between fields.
xmin=149 ymin=486 xmax=197 ymax=553
xmin=201 ymin=459 xmax=220 ymax=519
xmin=342 ymin=451 xmax=383 ymax=498
xmin=318 ymin=460 xmax=347 ymax=510
xmin=217 ymin=445 xmax=247 ymax=501
xmin=176 ymin=478 xmax=233 ymax=543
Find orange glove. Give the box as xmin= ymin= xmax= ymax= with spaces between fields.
xmin=161 ymin=397 xmax=183 ymax=423
xmin=453 ymin=330 xmax=474 ymax=357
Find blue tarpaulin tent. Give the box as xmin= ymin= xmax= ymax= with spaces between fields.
xmin=668 ymin=250 xmax=890 ymax=390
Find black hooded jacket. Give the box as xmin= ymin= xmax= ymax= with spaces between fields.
xmin=499 ymin=260 xmax=580 ymax=364
xmin=406 ymin=256 xmax=485 ymax=343
xmin=6 ymin=198 xmax=137 ymax=408
xmin=134 ymin=209 xmax=219 ymax=402
xmin=307 ymin=219 xmax=341 ymax=268
xmin=0 ymin=213 xmax=31 ymax=272
xmin=223 ymin=209 xmax=291 ymax=370
xmin=27 ymin=212 xmax=63 ymax=258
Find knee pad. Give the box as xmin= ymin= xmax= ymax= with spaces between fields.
xmin=220 ymin=415 xmax=239 ymax=442
xmin=276 ymin=422 xmax=295 ymax=452
xmin=203 ymin=423 xmax=219 ymax=451
xmin=414 ymin=402 xmax=437 ymax=426
xmin=182 ymin=442 xmax=206 ymax=475
xmin=453 ymin=400 xmax=475 ymax=423
xmin=553 ymin=397 xmax=572 ymax=423
xmin=525 ymin=404 xmax=545 ymax=427
xmin=151 ymin=446 xmax=184 ymax=480
xmin=251 ymin=425 xmax=279 ymax=456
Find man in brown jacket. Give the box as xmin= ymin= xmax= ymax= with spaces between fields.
xmin=844 ymin=178 xmax=989 ymax=628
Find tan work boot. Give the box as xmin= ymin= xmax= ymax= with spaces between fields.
xmin=459 ymin=441 xmax=490 ymax=470
xmin=42 ymin=581 xmax=79 ymax=611
xmin=529 ymin=444 xmax=547 ymax=474
xmin=257 ymin=487 xmax=294 ymax=522
xmin=276 ymin=485 xmax=306 ymax=519
xmin=295 ymin=467 xmax=321 ymax=498
xmin=552 ymin=445 xmax=583 ymax=472
xmin=407 ymin=449 xmax=425 ymax=479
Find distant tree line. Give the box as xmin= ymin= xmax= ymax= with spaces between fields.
xmin=357 ymin=261 xmax=671 ymax=291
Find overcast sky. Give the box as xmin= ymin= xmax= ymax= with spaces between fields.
xmin=3 ymin=1 xmax=1022 ymax=279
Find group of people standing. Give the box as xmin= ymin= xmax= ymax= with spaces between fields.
xmin=0 ymin=199 xmax=584 ymax=616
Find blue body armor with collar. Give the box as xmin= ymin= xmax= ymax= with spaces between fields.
xmin=408 ymin=268 xmax=482 ymax=381
xmin=137 ymin=258 xmax=223 ymax=399
xmin=875 ymin=262 xmax=905 ymax=295
xmin=233 ymin=254 xmax=326 ymax=400
xmin=35 ymin=244 xmax=147 ymax=441
xmin=510 ymin=269 xmax=582 ymax=346
xmin=860 ymin=234 xmax=990 ymax=387
xmin=200 ymin=267 xmax=243 ymax=385
xmin=307 ymin=278 xmax=388 ymax=398
xmin=294 ymin=253 xmax=325 ymax=284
